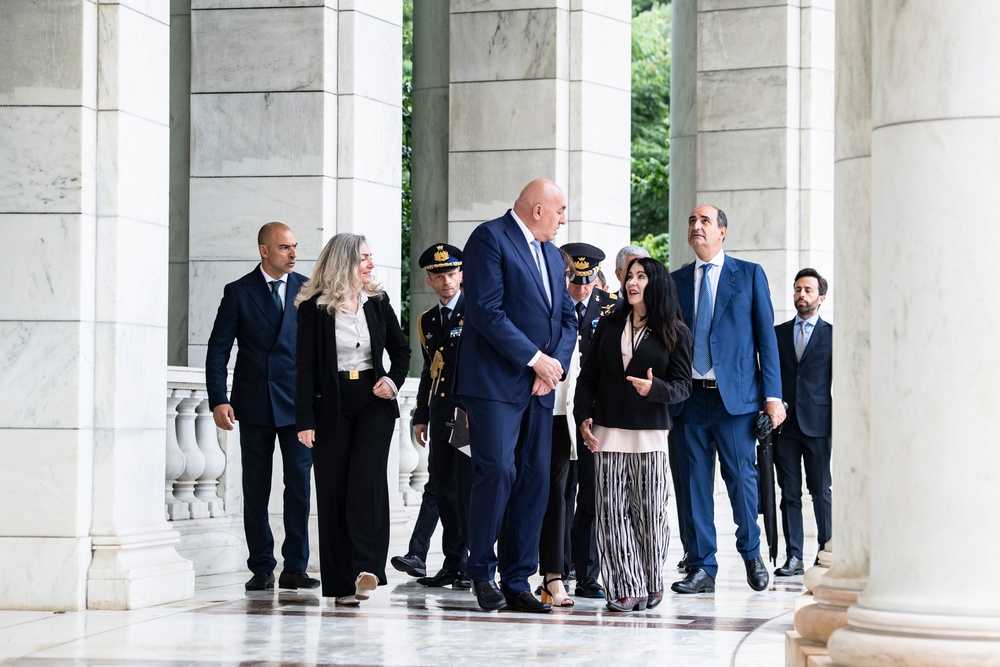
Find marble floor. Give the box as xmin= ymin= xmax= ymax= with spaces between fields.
xmin=0 ymin=526 xmax=807 ymax=667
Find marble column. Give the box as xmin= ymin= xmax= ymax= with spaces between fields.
xmin=337 ymin=4 xmax=404 ymax=303
xmin=409 ymin=0 xmax=450 ymax=375
xmin=671 ymin=1 xmax=835 ymax=321
xmin=448 ymin=1 xmax=630 ymax=253
xmin=187 ymin=1 xmax=337 ymax=366
xmin=828 ymin=1 xmax=1000 ymax=664
xmin=0 ymin=0 xmax=193 ymax=610
xmin=668 ymin=0 xmax=697 ymax=271
xmin=169 ymin=0 xmax=192 ymax=367
xmin=789 ymin=0 xmax=871 ymax=660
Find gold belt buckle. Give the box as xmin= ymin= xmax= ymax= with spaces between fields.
xmin=349 ymin=369 xmax=359 ymax=380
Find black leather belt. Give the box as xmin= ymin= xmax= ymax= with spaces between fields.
xmin=693 ymin=378 xmax=718 ymax=389
xmin=338 ymin=369 xmax=374 ymax=381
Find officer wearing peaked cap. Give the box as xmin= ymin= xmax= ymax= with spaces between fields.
xmin=559 ymin=242 xmax=618 ymax=600
xmin=390 ymin=243 xmax=473 ymax=589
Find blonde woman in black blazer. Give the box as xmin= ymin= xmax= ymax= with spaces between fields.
xmin=295 ymin=233 xmax=410 ymax=605
xmin=574 ymin=257 xmax=692 ymax=613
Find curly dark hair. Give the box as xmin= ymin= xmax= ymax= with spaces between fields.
xmin=610 ymin=256 xmax=687 ymax=353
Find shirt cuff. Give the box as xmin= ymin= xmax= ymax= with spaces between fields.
xmin=765 ymin=397 xmax=782 ymax=404
xmin=527 ymin=350 xmax=542 ymax=368
xmin=381 ymin=376 xmax=399 ymax=398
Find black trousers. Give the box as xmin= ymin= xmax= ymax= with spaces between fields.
xmin=538 ymin=416 xmax=572 ymax=574
xmin=570 ymin=440 xmax=600 ymax=583
xmin=311 ymin=374 xmax=396 ymax=598
xmin=428 ymin=437 xmax=473 ymax=572
xmin=407 ymin=476 xmax=439 ymax=560
xmin=240 ymin=421 xmax=312 ymax=576
xmin=773 ymin=414 xmax=832 ymax=559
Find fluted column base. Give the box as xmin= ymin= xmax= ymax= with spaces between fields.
xmin=795 ymin=584 xmax=858 ymax=644
xmin=87 ymin=530 xmax=194 ymax=610
xmin=828 ymin=606 xmax=1000 ymax=667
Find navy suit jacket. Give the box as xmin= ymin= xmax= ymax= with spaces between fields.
xmin=205 ymin=266 xmax=307 ymax=428
xmin=671 ymin=254 xmax=782 ymax=416
xmin=576 ymin=288 xmax=619 ymax=365
xmin=413 ymin=293 xmax=466 ymax=439
xmin=775 ymin=317 xmax=832 ymax=437
xmin=456 ymin=211 xmax=577 ymax=407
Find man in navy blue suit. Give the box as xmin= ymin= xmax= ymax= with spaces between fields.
xmin=670 ymin=205 xmax=785 ymax=595
xmin=773 ymin=268 xmax=832 ymax=577
xmin=456 ymin=179 xmax=577 ymax=613
xmin=206 ymin=222 xmax=319 ymax=592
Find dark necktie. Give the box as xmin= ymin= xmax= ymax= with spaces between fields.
xmin=441 ymin=306 xmax=452 ymax=328
xmin=269 ymin=280 xmax=282 ymax=312
xmin=692 ymin=264 xmax=714 ymax=374
xmin=575 ymin=301 xmax=586 ymax=329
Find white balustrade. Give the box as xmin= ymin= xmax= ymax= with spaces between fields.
xmin=194 ymin=389 xmax=226 ymax=517
xmin=175 ymin=392 xmax=211 ymax=519
xmin=165 ymin=388 xmax=188 ymax=520
xmin=396 ymin=378 xmax=423 ymax=505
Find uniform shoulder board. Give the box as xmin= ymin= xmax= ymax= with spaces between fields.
xmin=609 ymin=292 xmax=618 ymax=300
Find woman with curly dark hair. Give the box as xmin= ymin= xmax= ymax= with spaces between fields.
xmin=574 ymin=257 xmax=692 ymax=612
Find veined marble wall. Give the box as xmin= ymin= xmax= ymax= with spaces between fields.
xmin=0 ymin=0 xmax=193 ymax=610
xmin=670 ymin=0 xmax=835 ymax=323
xmin=185 ymin=2 xmax=403 ymax=367
xmin=447 ymin=1 xmax=630 ymax=263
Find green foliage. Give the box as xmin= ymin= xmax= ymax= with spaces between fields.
xmin=631 ymin=2 xmax=671 ymax=244
xmin=635 ymin=232 xmax=670 ymax=266
xmin=400 ymin=0 xmax=413 ymax=337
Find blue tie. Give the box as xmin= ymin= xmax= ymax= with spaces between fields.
xmin=692 ymin=264 xmax=713 ymax=375
xmin=530 ymin=240 xmax=552 ymax=305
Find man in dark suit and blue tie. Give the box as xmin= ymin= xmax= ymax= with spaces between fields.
xmin=206 ymin=222 xmax=319 ymax=592
xmin=772 ymin=268 xmax=832 ymax=577
xmin=456 ymin=179 xmax=577 ymax=613
xmin=670 ymin=205 xmax=785 ymax=595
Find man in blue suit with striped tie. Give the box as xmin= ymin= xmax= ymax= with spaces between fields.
xmin=456 ymin=179 xmax=577 ymax=613
xmin=670 ymin=205 xmax=785 ymax=595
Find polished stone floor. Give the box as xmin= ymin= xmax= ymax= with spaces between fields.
xmin=0 ymin=525 xmax=806 ymax=667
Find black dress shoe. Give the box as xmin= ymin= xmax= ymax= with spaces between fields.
xmin=774 ymin=556 xmax=805 ymax=577
xmin=503 ymin=590 xmax=551 ymax=613
xmin=745 ymin=555 xmax=769 ymax=591
xmin=575 ymin=578 xmax=606 ymax=599
xmin=245 ymin=572 xmax=275 ymax=591
xmin=670 ymin=568 xmax=715 ymax=594
xmin=390 ymin=553 xmax=426 ymax=578
xmin=278 ymin=571 xmax=320 ymax=589
xmin=567 ymin=566 xmax=577 ymax=582
xmin=417 ymin=568 xmax=462 ymax=587
xmin=453 ymin=573 xmax=472 ymax=590
xmin=472 ymin=580 xmax=507 ymax=611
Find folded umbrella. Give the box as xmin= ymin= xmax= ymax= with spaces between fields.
xmin=752 ymin=412 xmax=779 ymax=566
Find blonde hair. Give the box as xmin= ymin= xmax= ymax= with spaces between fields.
xmin=295 ymin=233 xmax=383 ymax=313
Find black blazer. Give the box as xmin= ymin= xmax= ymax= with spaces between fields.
xmin=295 ymin=293 xmax=410 ymax=435
xmin=205 ymin=266 xmax=307 ymax=428
xmin=775 ymin=317 xmax=832 ymax=438
xmin=413 ymin=293 xmax=466 ymax=439
xmin=574 ymin=313 xmax=693 ymax=431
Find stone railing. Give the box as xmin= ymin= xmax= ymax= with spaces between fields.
xmin=165 ymin=367 xmax=426 ymax=573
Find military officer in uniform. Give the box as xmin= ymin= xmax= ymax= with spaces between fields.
xmin=561 ymin=242 xmax=618 ymax=599
xmin=391 ymin=244 xmax=472 ymax=589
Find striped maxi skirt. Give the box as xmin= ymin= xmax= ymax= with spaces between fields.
xmin=594 ymin=450 xmax=671 ymax=600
